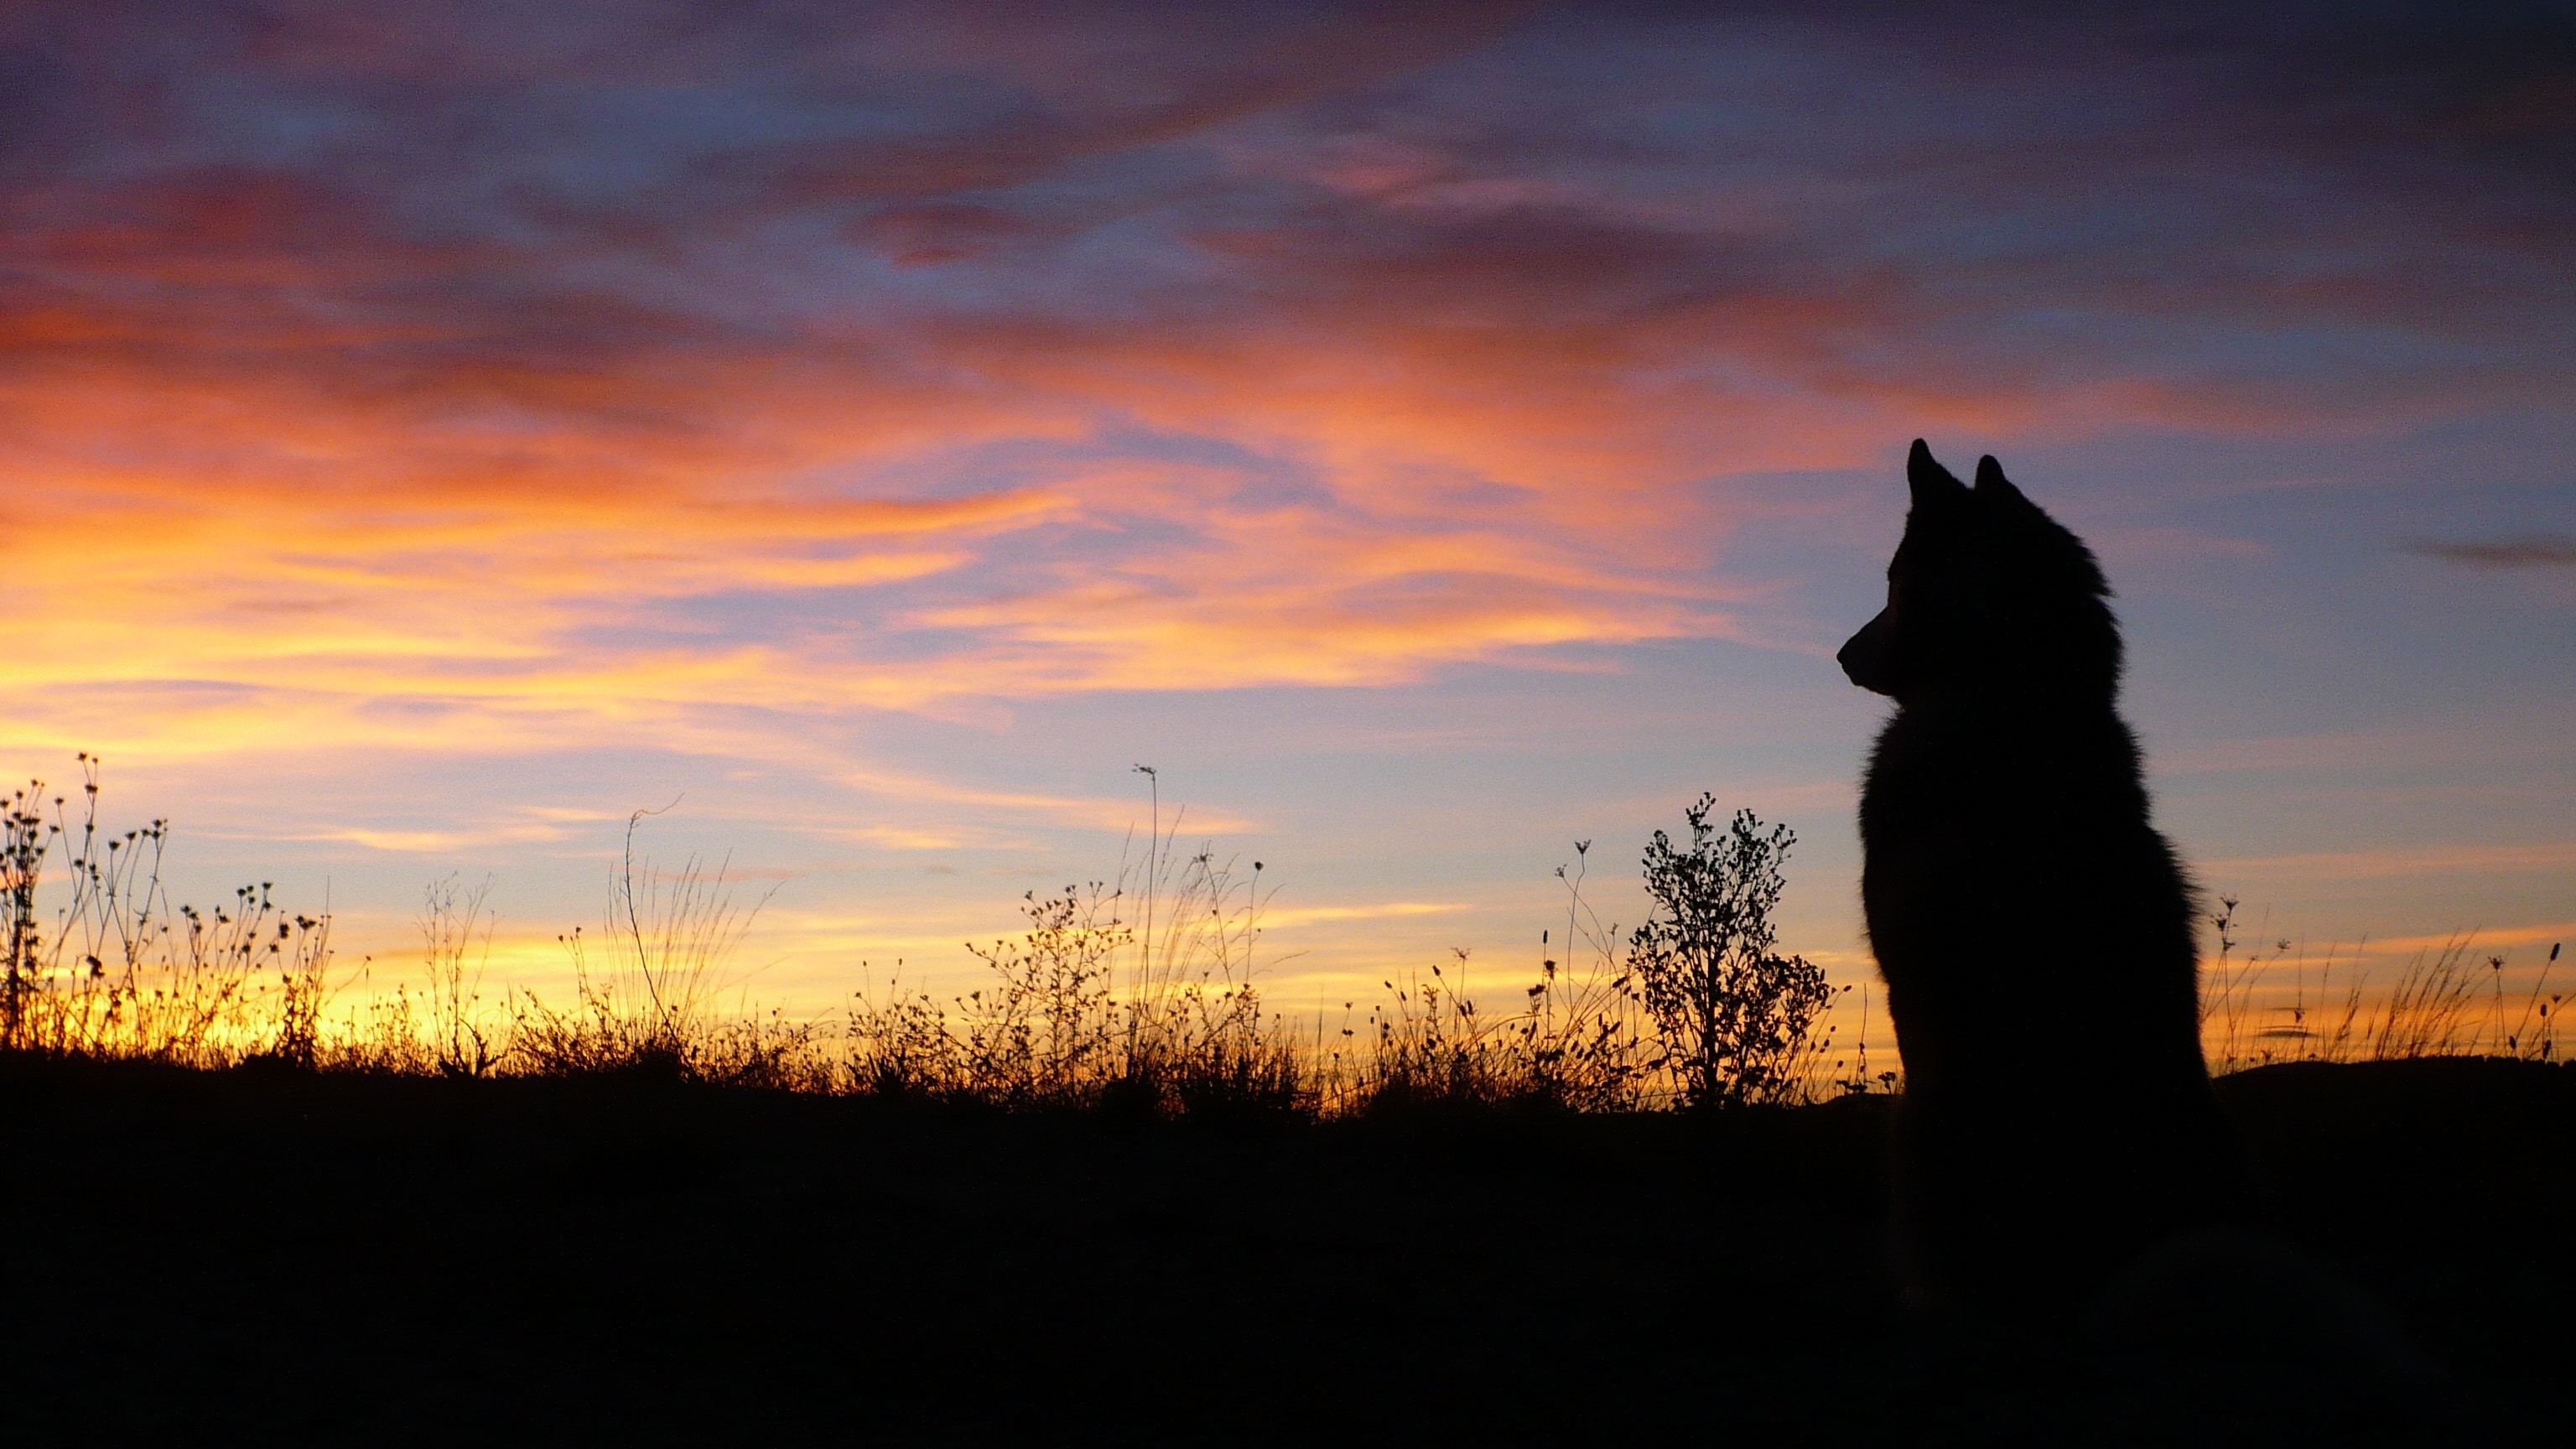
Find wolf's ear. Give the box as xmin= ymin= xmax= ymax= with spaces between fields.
xmin=1907 ymin=439 xmax=1966 ymax=508
xmin=1972 ymin=454 xmax=2026 ymax=504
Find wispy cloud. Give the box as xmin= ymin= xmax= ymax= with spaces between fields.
xmin=2350 ymin=923 xmax=2574 ymax=956
xmin=299 ymin=824 xmax=579 ymax=854
xmin=2407 ymin=535 xmax=2576 ymax=569
xmin=2202 ymin=842 xmax=2576 ymax=881
xmin=1258 ymin=901 xmax=1467 ymax=929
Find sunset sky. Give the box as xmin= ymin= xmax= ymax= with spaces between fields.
xmin=6 ymin=2 xmax=2570 ymax=1031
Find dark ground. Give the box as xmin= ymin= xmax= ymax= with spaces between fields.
xmin=3 ymin=1057 xmax=2568 ymax=1445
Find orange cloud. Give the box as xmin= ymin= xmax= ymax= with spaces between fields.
xmin=3 ymin=190 xmax=1818 ymax=782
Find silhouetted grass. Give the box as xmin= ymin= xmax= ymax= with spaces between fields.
xmin=3 ymin=757 xmax=2563 ymax=1115
xmin=2201 ymin=896 xmax=2567 ymax=1072
xmin=1 ymin=756 xmax=331 ymax=1066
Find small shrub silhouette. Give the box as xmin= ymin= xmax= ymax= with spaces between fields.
xmin=1626 ymin=797 xmax=1839 ymax=1109
xmin=934 ymin=883 xmax=1128 ymax=1103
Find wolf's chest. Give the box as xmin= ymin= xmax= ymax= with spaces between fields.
xmin=1862 ymin=711 xmax=2139 ymax=840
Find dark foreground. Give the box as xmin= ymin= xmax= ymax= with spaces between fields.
xmin=3 ymin=1057 xmax=2568 ymax=1445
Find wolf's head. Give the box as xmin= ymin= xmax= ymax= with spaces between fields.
xmin=1837 ymin=440 xmax=2120 ymax=705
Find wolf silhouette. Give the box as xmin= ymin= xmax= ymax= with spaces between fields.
xmin=1841 ymin=440 xmax=2244 ymax=1318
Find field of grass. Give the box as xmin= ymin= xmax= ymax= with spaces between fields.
xmin=3 ymin=761 xmax=2570 ymax=1441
